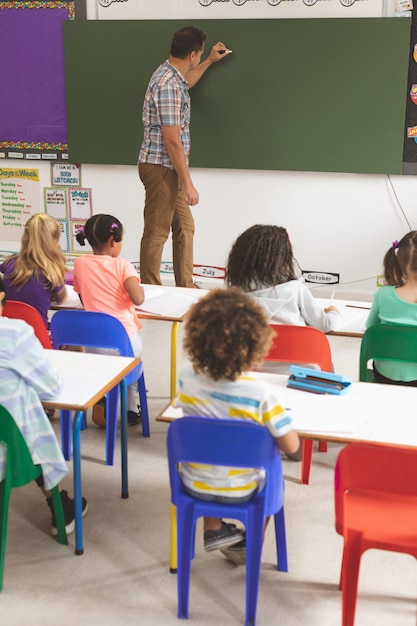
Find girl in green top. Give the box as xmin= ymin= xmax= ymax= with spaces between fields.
xmin=366 ymin=231 xmax=417 ymax=384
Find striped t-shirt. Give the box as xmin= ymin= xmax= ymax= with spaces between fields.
xmin=174 ymin=366 xmax=293 ymax=500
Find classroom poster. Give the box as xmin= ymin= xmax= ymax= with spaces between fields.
xmin=51 ymin=163 xmax=81 ymax=186
xmin=0 ymin=167 xmax=40 ymax=244
xmin=403 ymin=5 xmax=417 ymax=169
xmin=57 ymin=218 xmax=70 ymax=252
xmin=44 ymin=187 xmax=68 ymax=219
xmin=68 ymin=188 xmax=92 ymax=220
xmin=97 ymin=0 xmax=384 ymax=20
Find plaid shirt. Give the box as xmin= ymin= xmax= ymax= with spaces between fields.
xmin=138 ymin=60 xmax=191 ymax=169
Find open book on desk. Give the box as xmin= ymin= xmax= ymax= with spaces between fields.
xmin=315 ymin=298 xmax=370 ymax=334
xmin=136 ymin=284 xmax=199 ymax=316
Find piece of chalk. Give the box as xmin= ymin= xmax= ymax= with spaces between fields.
xmin=219 ymin=49 xmax=232 ymax=54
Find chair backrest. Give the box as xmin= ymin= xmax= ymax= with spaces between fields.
xmin=264 ymin=324 xmax=332 ymax=372
xmin=359 ymin=324 xmax=417 ymax=381
xmin=2 ymin=300 xmax=52 ymax=349
xmin=50 ymin=310 xmax=134 ymax=356
xmin=334 ymin=442 xmax=417 ymax=534
xmin=167 ymin=416 xmax=284 ymax=515
xmin=0 ymin=405 xmax=41 ymax=488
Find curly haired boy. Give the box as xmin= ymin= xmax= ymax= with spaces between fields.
xmin=174 ymin=287 xmax=300 ymax=564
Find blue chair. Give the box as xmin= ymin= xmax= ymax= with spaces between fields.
xmin=167 ymin=416 xmax=288 ymax=626
xmin=0 ymin=405 xmax=67 ymax=589
xmin=50 ymin=310 xmax=150 ymax=466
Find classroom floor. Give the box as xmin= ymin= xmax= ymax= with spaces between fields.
xmin=2 ymin=323 xmax=417 ymax=626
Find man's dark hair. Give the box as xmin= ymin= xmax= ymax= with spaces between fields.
xmin=170 ymin=26 xmax=206 ymax=59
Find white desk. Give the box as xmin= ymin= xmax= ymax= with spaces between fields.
xmin=138 ymin=291 xmax=370 ymax=398
xmin=43 ymin=350 xmax=140 ymax=555
xmin=135 ymin=285 xmax=209 ymax=398
xmin=158 ymin=373 xmax=417 ymax=449
xmin=160 ymin=372 xmax=416 ymax=573
xmin=52 ymin=283 xmax=208 ymax=400
xmin=55 ymin=285 xmax=370 ymax=398
xmin=315 ymin=298 xmax=370 ymax=338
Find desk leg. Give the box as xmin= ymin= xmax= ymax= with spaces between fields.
xmin=73 ymin=410 xmax=85 ymax=555
xmin=170 ymin=321 xmax=179 ymax=400
xmin=120 ymin=378 xmax=129 ymax=499
xmin=170 ymin=503 xmax=177 ymax=574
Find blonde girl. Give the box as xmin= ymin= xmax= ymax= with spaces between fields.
xmin=0 ymin=213 xmax=67 ymax=326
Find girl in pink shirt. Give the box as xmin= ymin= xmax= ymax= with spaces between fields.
xmin=74 ymin=214 xmax=145 ymax=427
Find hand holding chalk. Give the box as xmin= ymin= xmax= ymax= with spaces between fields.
xmin=209 ymin=42 xmax=232 ymax=63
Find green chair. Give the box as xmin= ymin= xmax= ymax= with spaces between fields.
xmin=0 ymin=405 xmax=67 ymax=591
xmin=359 ymin=324 xmax=417 ymax=382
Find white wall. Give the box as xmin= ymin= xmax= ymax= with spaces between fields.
xmin=3 ymin=0 xmax=413 ymax=299
xmin=3 ymin=161 xmax=414 ymax=298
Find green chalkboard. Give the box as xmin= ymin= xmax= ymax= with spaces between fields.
xmin=64 ymin=18 xmax=410 ymax=174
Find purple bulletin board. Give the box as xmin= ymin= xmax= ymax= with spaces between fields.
xmin=0 ymin=0 xmax=84 ymax=161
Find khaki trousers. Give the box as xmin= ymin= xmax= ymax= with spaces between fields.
xmin=138 ymin=163 xmax=195 ymax=288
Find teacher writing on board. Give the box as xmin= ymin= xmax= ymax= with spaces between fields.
xmin=138 ymin=26 xmax=231 ymax=288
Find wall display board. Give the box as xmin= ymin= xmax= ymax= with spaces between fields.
xmin=64 ymin=18 xmax=411 ymax=175
xmin=0 ymin=0 xmax=86 ymax=162
xmin=403 ymin=7 xmax=417 ymax=173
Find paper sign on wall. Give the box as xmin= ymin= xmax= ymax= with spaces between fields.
xmin=0 ymin=168 xmax=40 ymax=242
xmin=51 ymin=163 xmax=81 ymax=186
xmin=68 ymin=188 xmax=92 ymax=220
xmin=44 ymin=187 xmax=68 ymax=219
xmin=57 ymin=219 xmax=70 ymax=253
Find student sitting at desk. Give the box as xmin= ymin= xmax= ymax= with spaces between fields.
xmin=0 ymin=213 xmax=68 ymax=328
xmin=225 ymin=224 xmax=340 ymax=332
xmin=174 ymin=288 xmax=300 ymax=565
xmin=74 ymin=213 xmax=145 ymax=427
xmin=366 ymin=232 xmax=417 ymax=385
xmin=0 ymin=277 xmax=87 ymax=535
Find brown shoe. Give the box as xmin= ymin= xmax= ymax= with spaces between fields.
xmin=92 ymin=398 xmax=106 ymax=428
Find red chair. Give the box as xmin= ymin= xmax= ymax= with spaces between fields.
xmin=263 ymin=324 xmax=332 ymax=484
xmin=334 ymin=442 xmax=417 ymax=626
xmin=2 ymin=300 xmax=52 ymax=349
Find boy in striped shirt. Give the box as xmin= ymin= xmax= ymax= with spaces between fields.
xmin=175 ymin=288 xmax=300 ymax=564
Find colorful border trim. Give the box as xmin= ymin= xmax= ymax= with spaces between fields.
xmin=0 ymin=1 xmax=75 ymax=20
